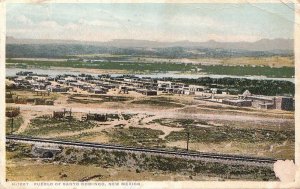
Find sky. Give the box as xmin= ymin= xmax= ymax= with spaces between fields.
xmin=6 ymin=3 xmax=295 ymax=42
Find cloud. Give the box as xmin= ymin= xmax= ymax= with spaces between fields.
xmin=77 ymin=19 xmax=120 ymax=28
xmin=6 ymin=3 xmax=294 ymax=43
xmin=169 ymin=14 xmax=225 ymax=29
xmin=39 ymin=21 xmax=60 ymax=28
xmin=6 ymin=17 xmax=261 ymax=43
xmin=4 ymin=8 xmax=280 ymax=43
xmin=14 ymin=15 xmax=34 ymax=26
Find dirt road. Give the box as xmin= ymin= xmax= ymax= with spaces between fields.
xmin=11 ymin=103 xmax=293 ymax=124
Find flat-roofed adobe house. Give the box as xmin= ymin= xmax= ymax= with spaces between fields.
xmin=222 ymin=99 xmax=252 ymax=107
xmin=239 ymin=90 xmax=294 ymax=111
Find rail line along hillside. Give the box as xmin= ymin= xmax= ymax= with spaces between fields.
xmin=5 ymin=70 xmax=295 ymax=181
xmin=6 ymin=135 xmax=278 ymax=165
xmin=5 ymin=3 xmax=296 ymax=182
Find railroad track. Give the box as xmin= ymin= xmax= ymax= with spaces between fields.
xmin=6 ymin=135 xmax=278 ymax=164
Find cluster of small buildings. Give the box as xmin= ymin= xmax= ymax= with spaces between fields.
xmin=6 ymin=72 xmax=294 ymax=111
xmin=222 ymin=90 xmax=294 ymax=111
xmin=8 ymin=71 xmax=50 ymax=90
xmin=7 ymin=72 xmax=213 ymax=96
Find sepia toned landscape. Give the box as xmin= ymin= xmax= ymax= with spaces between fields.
xmin=5 ymin=3 xmax=295 ymax=182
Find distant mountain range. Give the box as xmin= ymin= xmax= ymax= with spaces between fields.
xmin=6 ymin=37 xmax=293 ymax=52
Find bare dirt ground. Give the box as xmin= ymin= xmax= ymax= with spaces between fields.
xmin=6 ymin=89 xmax=294 ymax=182
xmin=12 ymin=102 xmax=293 ymax=128
xmin=166 ymin=140 xmax=294 ymax=160
xmin=6 ymin=156 xmax=222 ymax=181
xmin=15 ymin=110 xmax=37 ymax=134
xmin=7 ymin=89 xmax=295 ymax=160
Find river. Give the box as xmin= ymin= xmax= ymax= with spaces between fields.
xmin=6 ymin=68 xmax=295 ymax=83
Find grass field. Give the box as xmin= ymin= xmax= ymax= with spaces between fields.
xmin=21 ymin=116 xmax=98 ymax=136
xmin=149 ymin=118 xmax=210 ymax=128
xmin=220 ymin=56 xmax=294 ymax=67
xmin=6 ymin=143 xmax=277 ymax=181
xmin=166 ymin=140 xmax=294 ymax=160
xmin=6 ymin=58 xmax=295 ymax=78
xmin=107 ymin=126 xmax=165 ymax=147
xmin=68 ymin=94 xmax=133 ymax=104
xmin=200 ymin=64 xmax=294 ymax=78
xmin=67 ymin=55 xmax=294 ymax=67
xmin=165 ymin=125 xmax=294 ymax=144
xmin=6 ymin=116 xmax=23 ymax=135
xmin=131 ymin=98 xmax=184 ymax=108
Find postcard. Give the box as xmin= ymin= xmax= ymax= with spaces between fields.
xmin=0 ymin=1 xmax=299 ymax=188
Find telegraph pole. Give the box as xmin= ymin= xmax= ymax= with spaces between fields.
xmin=68 ymin=108 xmax=72 ymax=125
xmin=186 ymin=130 xmax=190 ymax=151
xmin=10 ymin=111 xmax=14 ymax=134
xmin=10 ymin=117 xmax=14 ymax=134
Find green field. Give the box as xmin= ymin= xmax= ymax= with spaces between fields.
xmin=107 ymin=126 xmax=165 ymax=147
xmin=6 ymin=59 xmax=295 ymax=78
xmin=68 ymin=94 xmax=134 ymax=104
xmin=6 ymin=116 xmax=23 ymax=134
xmin=21 ymin=116 xmax=97 ymax=136
xmin=131 ymin=97 xmax=184 ymax=108
xmin=165 ymin=125 xmax=294 ymax=144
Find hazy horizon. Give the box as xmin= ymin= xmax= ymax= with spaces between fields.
xmin=6 ymin=36 xmax=294 ymax=44
xmin=7 ymin=3 xmax=294 ymax=43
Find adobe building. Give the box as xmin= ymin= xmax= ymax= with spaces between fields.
xmin=275 ymin=96 xmax=294 ymax=111
xmin=222 ymin=99 xmax=252 ymax=107
xmin=221 ymin=90 xmax=294 ymax=111
xmin=241 ymin=90 xmax=294 ymax=111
